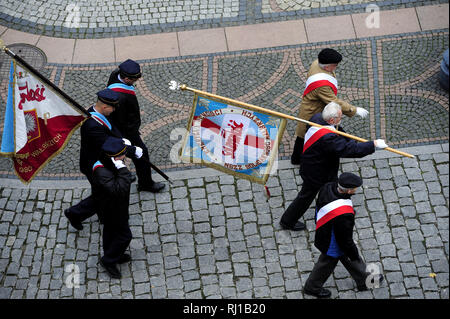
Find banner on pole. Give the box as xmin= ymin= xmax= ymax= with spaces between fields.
xmin=180 ymin=93 xmax=287 ymax=184
xmin=0 ymin=60 xmax=87 ymax=183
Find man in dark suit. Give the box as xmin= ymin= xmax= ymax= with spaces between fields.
xmin=64 ymin=89 xmax=141 ymax=230
xmin=93 ymin=136 xmax=134 ymax=279
xmin=303 ymin=173 xmax=384 ymax=298
xmin=107 ymin=59 xmax=165 ymax=193
xmin=279 ymin=101 xmax=388 ymax=231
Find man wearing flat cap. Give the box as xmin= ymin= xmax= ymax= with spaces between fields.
xmin=291 ymin=48 xmax=370 ymax=165
xmin=93 ymin=136 xmax=134 ymax=279
xmin=65 ymin=89 xmax=142 ymax=230
xmin=107 ymin=59 xmax=165 ymax=193
xmin=303 ymin=172 xmax=384 ymax=298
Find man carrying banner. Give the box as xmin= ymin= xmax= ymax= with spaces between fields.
xmin=65 ymin=89 xmax=142 ymax=230
xmin=280 ymin=101 xmax=387 ymax=231
xmin=303 ymin=172 xmax=383 ymax=298
xmin=107 ymin=59 xmax=165 ymax=193
xmin=290 ymin=48 xmax=369 ymax=165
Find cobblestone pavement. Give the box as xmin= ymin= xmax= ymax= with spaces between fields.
xmin=0 ymin=0 xmax=447 ymax=38
xmin=0 ymin=144 xmax=448 ymax=299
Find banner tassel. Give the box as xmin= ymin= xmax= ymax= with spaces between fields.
xmin=264 ymin=185 xmax=271 ymax=198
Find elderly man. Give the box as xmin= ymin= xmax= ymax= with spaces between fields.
xmin=291 ymin=48 xmax=369 ymax=165
xmin=303 ymin=172 xmax=384 ymax=298
xmin=280 ymin=101 xmax=387 ymax=231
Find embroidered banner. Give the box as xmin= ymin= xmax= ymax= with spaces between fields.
xmin=0 ymin=61 xmax=87 ymax=183
xmin=180 ymin=93 xmax=286 ymax=184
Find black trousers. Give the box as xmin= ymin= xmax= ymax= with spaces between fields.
xmin=280 ymin=179 xmax=322 ymax=227
xmin=305 ymin=254 xmax=369 ymax=292
xmin=69 ymin=173 xmax=101 ymax=222
xmin=101 ymin=211 xmax=132 ymax=265
xmin=127 ymin=133 xmax=154 ymax=186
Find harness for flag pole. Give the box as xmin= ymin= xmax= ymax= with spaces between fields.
xmin=174 ymin=82 xmax=414 ymax=159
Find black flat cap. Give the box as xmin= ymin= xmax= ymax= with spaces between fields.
xmin=338 ymin=172 xmax=363 ymax=189
xmin=119 ymin=59 xmax=142 ymax=78
xmin=102 ymin=136 xmax=127 ymax=157
xmin=318 ymin=48 xmax=342 ymax=64
xmin=97 ymin=89 xmax=120 ymax=107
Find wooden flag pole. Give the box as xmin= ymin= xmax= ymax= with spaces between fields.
xmin=179 ymin=84 xmax=415 ymax=159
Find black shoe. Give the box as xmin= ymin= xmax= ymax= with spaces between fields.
xmin=100 ymin=259 xmax=121 ymax=279
xmin=358 ymin=274 xmax=384 ymax=291
xmin=280 ymin=220 xmax=306 ymax=231
xmin=118 ymin=253 xmax=131 ymax=264
xmin=138 ymin=182 xmax=165 ymax=193
xmin=303 ymin=287 xmax=331 ymax=299
xmin=64 ymin=208 xmax=83 ymax=231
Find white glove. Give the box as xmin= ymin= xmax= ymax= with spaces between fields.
xmin=111 ymin=158 xmax=126 ymax=169
xmin=374 ymin=139 xmax=388 ymax=149
xmin=356 ymin=107 xmax=369 ymax=118
xmin=122 ymin=138 xmax=131 ymax=146
xmin=135 ymin=146 xmax=143 ymax=159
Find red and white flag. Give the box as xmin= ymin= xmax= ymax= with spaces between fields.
xmin=0 ymin=60 xmax=87 ymax=183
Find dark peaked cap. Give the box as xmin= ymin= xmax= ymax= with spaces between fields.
xmin=97 ymin=89 xmax=120 ymax=107
xmin=119 ymin=59 xmax=142 ymax=78
xmin=318 ymin=48 xmax=343 ymax=64
xmin=102 ymin=136 xmax=127 ymax=157
xmin=338 ymin=172 xmax=363 ymax=189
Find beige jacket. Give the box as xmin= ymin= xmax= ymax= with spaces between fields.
xmin=295 ymin=59 xmax=357 ymax=138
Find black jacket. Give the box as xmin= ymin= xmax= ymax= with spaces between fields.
xmin=300 ymin=113 xmax=375 ymax=187
xmin=107 ymin=69 xmax=141 ymax=137
xmin=92 ymin=157 xmax=133 ymax=220
xmin=79 ymin=106 xmax=136 ymax=177
xmin=79 ymin=106 xmax=123 ymax=176
xmin=314 ymin=181 xmax=360 ymax=261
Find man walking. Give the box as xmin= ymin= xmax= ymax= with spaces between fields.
xmin=280 ymin=101 xmax=387 ymax=231
xmin=107 ymin=59 xmax=165 ymax=193
xmin=291 ymin=48 xmax=369 ymax=164
xmin=93 ymin=137 xmax=134 ymax=279
xmin=303 ymin=172 xmax=384 ymax=298
xmin=65 ymin=89 xmax=142 ymax=230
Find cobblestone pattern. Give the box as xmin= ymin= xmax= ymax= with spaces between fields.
xmin=0 ymin=0 xmax=447 ymax=38
xmin=0 ymin=147 xmax=448 ymax=299
xmin=0 ymin=30 xmax=447 ymax=180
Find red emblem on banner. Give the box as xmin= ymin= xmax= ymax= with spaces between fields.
xmin=24 ymin=109 xmax=40 ymax=142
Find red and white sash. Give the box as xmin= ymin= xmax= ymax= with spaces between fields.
xmin=303 ymin=125 xmax=336 ymax=153
xmin=303 ymin=73 xmax=338 ymax=97
xmin=316 ymin=199 xmax=354 ymax=229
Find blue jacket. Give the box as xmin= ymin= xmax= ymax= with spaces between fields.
xmin=300 ymin=113 xmax=375 ymax=187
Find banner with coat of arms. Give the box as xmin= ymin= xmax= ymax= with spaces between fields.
xmin=180 ymin=93 xmax=287 ymax=185
xmin=0 ymin=60 xmax=87 ymax=183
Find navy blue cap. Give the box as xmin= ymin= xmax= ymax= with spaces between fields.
xmin=119 ymin=59 xmax=142 ymax=78
xmin=102 ymin=137 xmax=127 ymax=157
xmin=318 ymin=48 xmax=342 ymax=64
xmin=97 ymin=89 xmax=120 ymax=107
xmin=338 ymin=172 xmax=363 ymax=189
